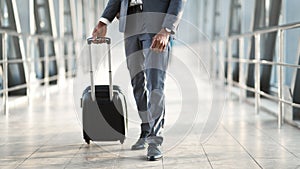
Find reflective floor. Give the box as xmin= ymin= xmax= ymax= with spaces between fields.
xmin=1 ymin=83 xmax=300 ymax=169
xmin=1 ymin=47 xmax=300 ymax=169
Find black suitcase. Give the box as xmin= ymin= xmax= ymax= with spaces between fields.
xmin=81 ymin=37 xmax=128 ymax=144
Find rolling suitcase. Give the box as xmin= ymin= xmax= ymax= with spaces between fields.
xmin=81 ymin=37 xmax=128 ymax=144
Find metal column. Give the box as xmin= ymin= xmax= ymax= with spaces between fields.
xmin=0 ymin=0 xmax=27 ymax=96
xmin=260 ymin=0 xmax=282 ymax=94
xmin=228 ymin=0 xmax=242 ymax=82
xmin=33 ymin=0 xmax=58 ymax=84
xmin=246 ymin=0 xmax=266 ymax=97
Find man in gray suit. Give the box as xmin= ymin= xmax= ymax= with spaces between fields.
xmin=92 ymin=0 xmax=184 ymax=161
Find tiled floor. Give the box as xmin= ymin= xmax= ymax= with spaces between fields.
xmin=1 ymin=79 xmax=300 ymax=169
xmin=1 ymin=46 xmax=300 ymax=168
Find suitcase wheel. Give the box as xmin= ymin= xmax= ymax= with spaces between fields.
xmin=83 ymin=130 xmax=91 ymax=144
xmin=120 ymin=139 xmax=124 ymax=144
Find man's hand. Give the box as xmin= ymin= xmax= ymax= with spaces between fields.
xmin=92 ymin=21 xmax=107 ymax=43
xmin=150 ymin=29 xmax=171 ymax=52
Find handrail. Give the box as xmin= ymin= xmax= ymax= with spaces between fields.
xmin=0 ymin=30 xmax=83 ymax=114
xmin=0 ymin=28 xmax=76 ymax=41
xmin=225 ymin=58 xmax=300 ymax=69
xmin=215 ymin=21 xmax=300 ymax=41
xmin=231 ymin=81 xmax=300 ymax=109
xmin=214 ymin=21 xmax=300 ymax=129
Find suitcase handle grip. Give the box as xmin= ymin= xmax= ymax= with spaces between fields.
xmin=87 ymin=37 xmax=111 ymax=45
xmin=87 ymin=37 xmax=113 ymax=101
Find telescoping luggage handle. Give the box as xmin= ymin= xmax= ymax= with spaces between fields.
xmin=87 ymin=37 xmax=113 ymax=102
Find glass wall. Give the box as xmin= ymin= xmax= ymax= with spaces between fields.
xmin=198 ymin=0 xmax=300 ymax=122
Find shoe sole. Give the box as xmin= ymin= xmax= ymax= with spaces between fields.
xmin=147 ymin=154 xmax=162 ymax=161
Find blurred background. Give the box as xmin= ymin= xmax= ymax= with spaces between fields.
xmin=1 ymin=0 xmax=300 ymax=126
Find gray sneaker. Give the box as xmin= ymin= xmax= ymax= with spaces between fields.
xmin=147 ymin=143 xmax=162 ymax=161
xmin=131 ymin=138 xmax=146 ymax=150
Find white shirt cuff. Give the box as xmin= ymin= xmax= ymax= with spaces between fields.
xmin=164 ymin=28 xmax=172 ymax=33
xmin=99 ymin=17 xmax=111 ymax=25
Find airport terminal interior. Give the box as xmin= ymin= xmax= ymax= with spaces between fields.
xmin=1 ymin=0 xmax=300 ymax=168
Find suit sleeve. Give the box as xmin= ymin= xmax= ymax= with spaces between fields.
xmin=162 ymin=0 xmax=185 ymax=34
xmin=101 ymin=0 xmax=121 ymax=22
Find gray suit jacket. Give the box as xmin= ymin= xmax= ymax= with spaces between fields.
xmin=101 ymin=0 xmax=184 ymax=34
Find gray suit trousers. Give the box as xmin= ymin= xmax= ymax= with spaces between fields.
xmin=125 ymin=34 xmax=170 ymax=144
